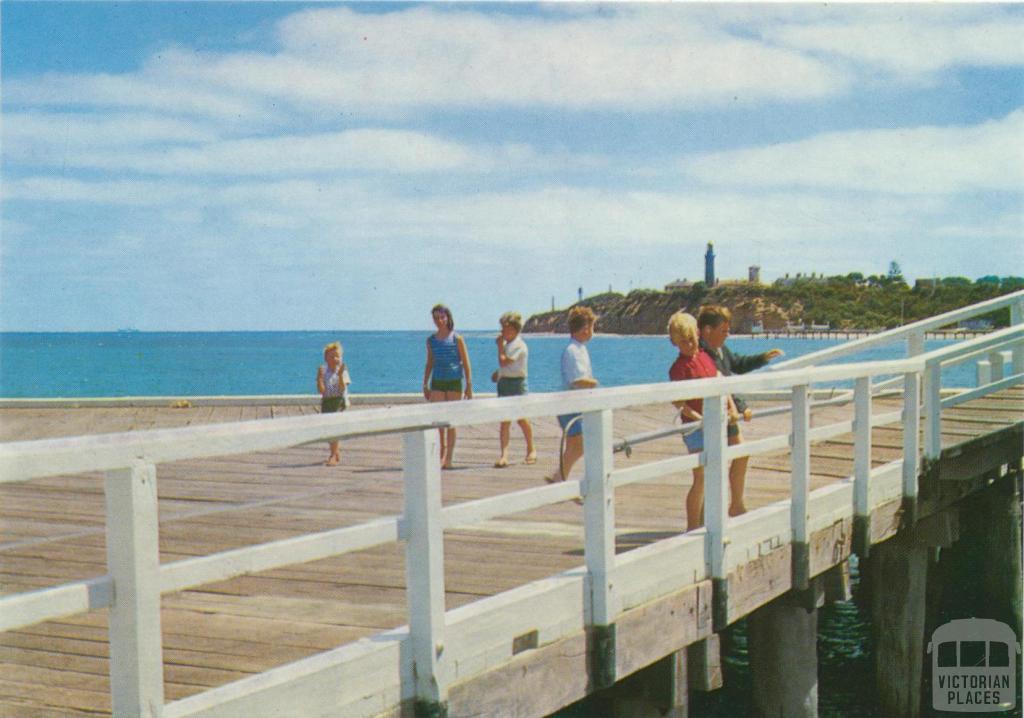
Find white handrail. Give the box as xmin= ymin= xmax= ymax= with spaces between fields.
xmin=771 ymin=289 xmax=1024 ymax=370
xmin=919 ymin=324 xmax=1024 ymax=366
xmin=0 ymin=359 xmax=918 ymax=484
xmin=917 ymin=324 xmax=1024 ymax=459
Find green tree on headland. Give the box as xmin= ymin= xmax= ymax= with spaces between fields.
xmin=523 ymin=275 xmax=1023 ymax=335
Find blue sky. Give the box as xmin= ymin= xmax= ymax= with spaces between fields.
xmin=2 ymin=2 xmax=1022 ymax=331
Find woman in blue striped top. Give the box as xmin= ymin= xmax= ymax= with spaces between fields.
xmin=422 ymin=304 xmax=473 ymax=469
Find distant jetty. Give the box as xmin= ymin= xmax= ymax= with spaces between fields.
xmin=524 ymin=276 xmax=1023 ymax=336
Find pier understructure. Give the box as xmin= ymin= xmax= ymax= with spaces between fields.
xmin=1 ymin=291 xmax=1022 ymax=718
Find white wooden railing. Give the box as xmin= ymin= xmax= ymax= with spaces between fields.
xmin=771 ymin=289 xmax=1024 ymax=370
xmin=1 ymin=297 xmax=1023 ymax=717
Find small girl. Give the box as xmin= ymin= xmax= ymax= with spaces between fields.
xmin=317 ymin=341 xmax=351 ymax=466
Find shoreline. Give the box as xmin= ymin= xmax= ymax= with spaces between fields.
xmin=0 ymin=393 xmax=430 ymax=409
xmin=0 ymin=386 xmax=973 ymax=410
xmin=524 ymin=329 xmax=989 ymax=340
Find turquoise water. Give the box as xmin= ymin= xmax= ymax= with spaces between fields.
xmin=0 ymin=331 xmax=971 ymax=398
xmin=557 ymin=557 xmax=883 ymax=718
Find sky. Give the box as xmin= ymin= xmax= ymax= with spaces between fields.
xmin=2 ymin=2 xmax=1023 ymax=331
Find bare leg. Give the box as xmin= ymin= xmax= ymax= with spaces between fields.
xmin=687 ymin=467 xmax=705 ymax=530
xmin=495 ymin=421 xmax=511 ymax=467
xmin=728 ymin=431 xmax=748 ymax=517
xmin=444 ymin=427 xmax=457 ymax=469
xmin=428 ymin=390 xmax=447 ymax=466
xmin=557 ymin=434 xmax=584 ymax=481
xmin=518 ymin=419 xmax=536 ymax=463
xmin=326 ymin=440 xmax=340 ymax=466
xmin=442 ymin=390 xmax=461 ymax=468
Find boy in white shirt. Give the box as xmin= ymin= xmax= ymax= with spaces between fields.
xmin=493 ymin=312 xmax=537 ymax=467
xmin=546 ymin=306 xmax=599 ymax=484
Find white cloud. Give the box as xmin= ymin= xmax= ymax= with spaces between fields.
xmin=8 ymin=120 xmax=592 ymax=176
xmin=267 ymin=7 xmax=843 ymax=110
xmin=3 ymin=71 xmax=267 ymax=122
xmin=0 ymin=173 xmax=937 ymax=242
xmin=684 ymin=110 xmax=1024 ymax=195
xmin=4 ymin=5 xmax=1022 ymax=126
xmin=63 ymin=129 xmax=479 ymax=175
xmin=764 ymin=9 xmax=1024 ymax=76
xmin=2 ymin=112 xmax=218 ymax=165
xmin=4 ymin=7 xmax=844 ymax=120
xmin=2 ymin=176 xmax=202 ymax=206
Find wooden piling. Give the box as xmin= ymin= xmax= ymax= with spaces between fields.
xmin=748 ymin=584 xmax=822 ymax=718
xmin=823 ymin=561 xmax=853 ymax=603
xmin=929 ymin=476 xmax=1023 ymax=645
xmin=864 ymin=534 xmax=929 ymax=718
xmin=687 ymin=634 xmax=723 ymax=693
xmin=599 ymin=648 xmax=689 ymax=718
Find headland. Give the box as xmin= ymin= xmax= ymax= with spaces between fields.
xmin=524 ymin=274 xmax=1024 ymax=335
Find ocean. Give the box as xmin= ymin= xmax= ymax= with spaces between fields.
xmin=0 ymin=331 xmax=973 ymax=398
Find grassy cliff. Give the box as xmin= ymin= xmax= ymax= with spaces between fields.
xmin=523 ymin=275 xmax=1023 ymax=335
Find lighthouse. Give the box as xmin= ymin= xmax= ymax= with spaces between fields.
xmin=704 ymin=242 xmax=716 ymax=286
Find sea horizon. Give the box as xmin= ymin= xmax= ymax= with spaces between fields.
xmin=0 ymin=330 xmax=974 ymax=399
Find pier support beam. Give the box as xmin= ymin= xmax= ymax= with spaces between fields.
xmin=929 ymin=477 xmax=1023 ymax=646
xmin=598 ymin=648 xmax=689 ymax=718
xmin=823 ymin=561 xmax=853 ymax=603
xmin=686 ymin=634 xmax=723 ymax=694
xmin=747 ymin=584 xmax=822 ymax=718
xmin=864 ymin=534 xmax=928 ymax=718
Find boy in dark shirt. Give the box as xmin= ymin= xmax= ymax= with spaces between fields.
xmin=668 ymin=311 xmax=741 ymax=529
xmin=695 ymin=306 xmax=784 ymax=520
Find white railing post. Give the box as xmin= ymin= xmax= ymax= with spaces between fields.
xmin=923 ymin=361 xmax=943 ymax=460
xmin=976 ymin=360 xmax=992 ymax=387
xmin=403 ymin=430 xmax=448 ymax=715
xmin=791 ymin=385 xmax=811 ymax=591
xmin=908 ymin=330 xmax=925 ymax=358
xmin=582 ymin=409 xmax=618 ymax=689
xmin=853 ymin=377 xmax=873 ymax=557
xmin=902 ymin=371 xmax=921 ymax=526
xmin=704 ymin=395 xmax=730 ymax=631
xmin=105 ymin=461 xmax=165 ymax=718
xmin=1012 ymin=300 xmax=1024 ymax=374
xmin=988 ymin=350 xmax=1005 ymax=382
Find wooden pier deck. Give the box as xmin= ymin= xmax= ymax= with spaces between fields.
xmin=1 ymin=387 xmax=1021 ymax=717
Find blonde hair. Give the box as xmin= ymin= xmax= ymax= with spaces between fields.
xmin=667 ymin=311 xmax=698 ymax=346
xmin=323 ymin=341 xmax=343 ymax=359
xmin=500 ymin=311 xmax=523 ymax=331
xmin=568 ymin=306 xmax=597 ymax=334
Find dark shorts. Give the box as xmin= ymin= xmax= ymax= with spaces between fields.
xmin=430 ymin=378 xmax=463 ymax=394
xmin=496 ymin=377 xmax=527 ymax=397
xmin=558 ymin=413 xmax=583 ymax=438
xmin=683 ymin=422 xmax=740 ymax=453
xmin=321 ymin=396 xmax=345 ymax=414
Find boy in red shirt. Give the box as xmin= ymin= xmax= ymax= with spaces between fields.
xmin=667 ymin=312 xmax=742 ymax=529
